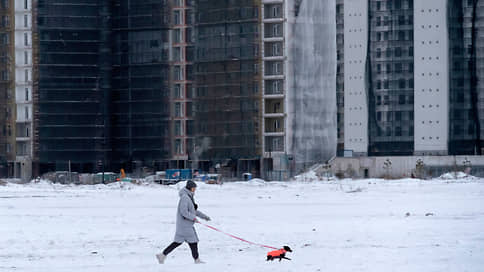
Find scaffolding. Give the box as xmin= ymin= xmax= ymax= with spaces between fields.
xmin=111 ymin=0 xmax=171 ymax=172
xmin=193 ymin=0 xmax=262 ymax=175
xmin=35 ymin=0 xmax=172 ymax=174
xmin=0 ymin=0 xmax=15 ymax=177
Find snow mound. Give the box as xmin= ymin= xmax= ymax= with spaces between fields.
xmin=438 ymin=172 xmax=478 ymax=180
xmin=247 ymin=178 xmax=266 ymax=184
xmin=294 ymin=170 xmax=319 ymax=182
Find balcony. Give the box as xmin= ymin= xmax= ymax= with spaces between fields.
xmin=265 ymin=117 xmax=284 ymax=133
xmin=264 ymin=98 xmax=284 ymax=115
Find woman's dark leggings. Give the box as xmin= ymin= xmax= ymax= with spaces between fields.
xmin=163 ymin=242 xmax=199 ymax=259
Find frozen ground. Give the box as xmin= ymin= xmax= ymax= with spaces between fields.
xmin=1 ymin=177 xmax=483 ymax=272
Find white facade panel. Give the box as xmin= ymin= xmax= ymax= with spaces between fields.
xmin=414 ymin=0 xmax=449 ymax=154
xmin=343 ymin=0 xmax=368 ymax=154
xmin=14 ymin=0 xmax=33 ymax=165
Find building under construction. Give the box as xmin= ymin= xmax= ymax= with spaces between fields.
xmin=34 ymin=0 xmax=174 ymax=175
xmin=1 ymin=0 xmax=338 ymax=180
xmin=0 ymin=0 xmax=15 ymax=177
xmin=193 ymin=0 xmax=262 ymax=177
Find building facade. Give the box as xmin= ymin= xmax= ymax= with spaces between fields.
xmin=193 ymin=0 xmax=262 ymax=176
xmin=0 ymin=0 xmax=15 ymax=177
xmin=1 ymin=0 xmax=338 ymax=180
xmin=338 ymin=0 xmax=484 ymax=157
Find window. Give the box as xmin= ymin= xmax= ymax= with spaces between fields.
xmin=25 ymin=107 xmax=29 ymax=119
xmin=273 ymin=42 xmax=282 ymax=56
xmin=24 ymin=51 xmax=28 ymax=64
xmin=1 ymin=70 xmax=8 ymax=80
xmin=172 ymin=29 xmax=181 ymax=43
xmin=173 ymin=84 xmax=182 ymax=98
xmin=398 ymin=94 xmax=405 ymax=104
xmin=25 ymin=88 xmax=29 ymax=101
xmin=395 ymin=63 xmax=402 ymax=73
xmin=1 ymin=15 xmax=9 ymax=27
xmin=399 ymin=79 xmax=406 ymax=89
xmin=396 ymin=127 xmax=402 ymax=136
xmin=1 ymin=0 xmax=9 ymax=8
xmin=468 ymin=124 xmax=475 ymax=135
xmin=175 ymin=103 xmax=183 ymax=117
xmin=377 ymin=96 xmax=382 ymax=105
xmin=408 ymin=79 xmax=414 ymax=88
xmin=175 ymin=121 xmax=183 ymax=136
xmin=24 ymin=0 xmax=28 ymax=9
xmin=25 ymin=69 xmax=28 ymax=81
xmin=24 ymin=15 xmax=28 ymax=27
xmin=409 ymin=46 xmax=413 ymax=57
xmin=24 ymin=33 xmax=28 ymax=46
xmin=173 ymin=47 xmax=181 ymax=61
xmin=376 ymin=17 xmax=381 ymax=26
xmin=174 ymin=66 xmax=182 ymax=80
xmin=273 ymin=80 xmax=280 ymax=92
xmin=376 ymin=48 xmax=381 ymax=58
xmin=408 ymin=95 xmax=414 ymax=104
xmin=175 ymin=139 xmax=183 ymax=154
xmin=399 ymin=31 xmax=405 ymax=41
xmin=396 ymin=111 xmax=402 ymax=121
xmin=377 ymin=64 xmax=381 ymax=74
xmin=1 ymin=33 xmax=9 ymax=45
xmin=272 ymin=4 xmax=282 ymax=18
xmin=384 ymin=80 xmax=389 ymax=89
xmin=386 ymin=48 xmax=391 ymax=58
xmin=454 ymin=125 xmax=462 ymax=136
xmin=173 ymin=10 xmax=181 ymax=25
xmin=377 ymin=111 xmax=382 ymax=121
xmin=377 ymin=80 xmax=381 ymax=89
xmin=377 ymin=1 xmax=381 ymax=10
xmin=383 ymin=95 xmax=389 ymax=105
xmin=273 ymin=24 xmax=281 ymax=36
xmin=395 ymin=47 xmax=402 ymax=57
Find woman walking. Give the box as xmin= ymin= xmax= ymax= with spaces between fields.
xmin=156 ymin=180 xmax=211 ymax=264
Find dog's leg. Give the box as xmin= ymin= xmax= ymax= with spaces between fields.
xmin=282 ymin=256 xmax=291 ymax=261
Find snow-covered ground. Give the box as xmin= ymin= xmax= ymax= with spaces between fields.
xmin=1 ymin=177 xmax=483 ymax=272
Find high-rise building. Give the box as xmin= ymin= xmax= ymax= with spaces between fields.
xmin=265 ymin=0 xmax=337 ymax=177
xmin=111 ymin=0 xmax=172 ymax=171
xmin=35 ymin=0 xmax=108 ymax=174
xmin=339 ymin=0 xmax=484 ymax=156
xmin=448 ymin=0 xmax=484 ymax=154
xmin=1 ymin=0 xmax=338 ymax=180
xmin=0 ymin=0 xmax=15 ymax=177
xmin=193 ymin=0 xmax=262 ymax=176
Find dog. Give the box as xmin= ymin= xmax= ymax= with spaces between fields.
xmin=266 ymin=246 xmax=292 ymax=261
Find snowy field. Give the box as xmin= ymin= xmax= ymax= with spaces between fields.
xmin=1 ymin=177 xmax=484 ymax=272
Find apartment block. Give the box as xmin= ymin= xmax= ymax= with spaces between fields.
xmin=0 ymin=0 xmax=15 ymax=177
xmin=338 ymin=0 xmax=484 ymax=156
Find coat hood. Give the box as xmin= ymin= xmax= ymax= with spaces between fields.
xmin=179 ymin=187 xmax=194 ymax=198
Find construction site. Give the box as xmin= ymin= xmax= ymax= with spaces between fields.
xmin=1 ymin=0 xmax=484 ymax=182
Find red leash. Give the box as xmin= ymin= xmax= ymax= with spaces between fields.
xmin=196 ymin=221 xmax=278 ymax=250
